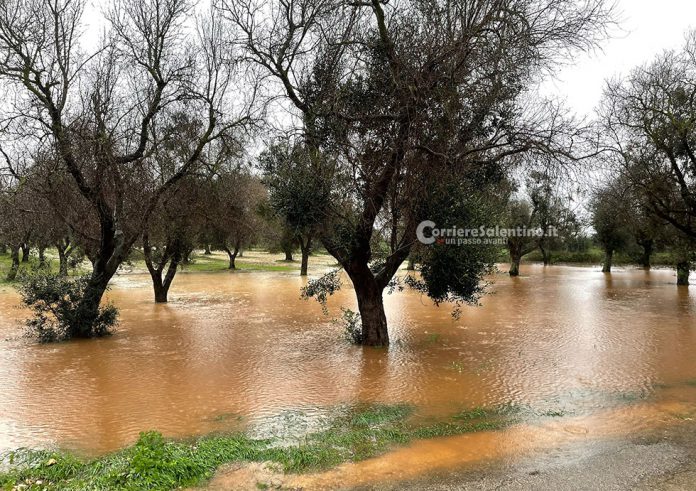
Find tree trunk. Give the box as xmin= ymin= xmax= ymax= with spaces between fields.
xmin=677 ymin=261 xmax=690 ymax=286
xmin=508 ymin=240 xmax=526 ymax=277
xmin=71 ymin=271 xmax=112 ymax=338
xmin=224 ymin=241 xmax=240 ymax=270
xmin=182 ymin=247 xmax=193 ymax=265
xmin=57 ymin=247 xmax=68 ymax=276
xmin=509 ymin=255 xmax=521 ymax=277
xmin=539 ymin=244 xmax=551 ymax=266
xmin=354 ymin=279 xmax=389 ymax=346
xmin=143 ymin=234 xmax=182 ymax=303
xmin=204 ymin=244 xmax=212 ymax=255
xmin=348 ymin=266 xmax=389 ymax=346
xmin=150 ymin=260 xmax=180 ymax=303
xmin=602 ymin=249 xmax=613 ymax=273
xmin=7 ymin=245 xmax=20 ymax=281
xmin=406 ymin=257 xmax=415 ymax=271
xmin=283 ymin=247 xmax=293 ymax=261
xmin=299 ymin=235 xmax=312 ymax=276
xmin=20 ymin=243 xmax=30 ymax=263
xmin=640 ymin=240 xmax=653 ymax=270
xmin=38 ymin=246 xmax=46 ymax=268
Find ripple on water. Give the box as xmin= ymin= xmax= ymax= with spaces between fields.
xmin=0 ymin=266 xmax=696 ymax=455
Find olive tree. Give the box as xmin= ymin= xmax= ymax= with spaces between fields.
xmin=590 ymin=183 xmax=631 ymax=273
xmin=200 ymin=169 xmax=266 ymax=270
xmin=505 ymin=200 xmax=538 ymax=277
xmin=222 ymin=0 xmax=613 ymax=346
xmin=258 ymin=140 xmax=331 ymax=276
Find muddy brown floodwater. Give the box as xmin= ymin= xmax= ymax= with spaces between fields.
xmin=2 ymin=264 xmax=696 ymax=486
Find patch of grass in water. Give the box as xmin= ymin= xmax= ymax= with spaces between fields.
xmin=0 ymin=403 xmax=518 ymax=490
xmin=540 ymin=409 xmax=566 ymax=417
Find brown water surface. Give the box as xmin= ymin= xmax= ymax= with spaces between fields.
xmin=1 ymin=264 xmax=696 ymax=461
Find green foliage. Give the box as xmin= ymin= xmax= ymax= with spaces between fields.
xmin=300 ymin=269 xmax=342 ymax=314
xmin=18 ymin=272 xmax=118 ymax=342
xmin=407 ymin=180 xmax=502 ymax=314
xmin=591 ymin=186 xmax=632 ymax=253
xmin=338 ymin=307 xmax=362 ymax=344
xmin=258 ymin=141 xmax=331 ymax=238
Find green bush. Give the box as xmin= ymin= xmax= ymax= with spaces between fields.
xmin=18 ymin=272 xmax=118 ymax=342
xmin=339 ymin=307 xmax=363 ymax=344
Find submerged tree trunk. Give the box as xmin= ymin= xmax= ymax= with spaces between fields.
xmin=508 ymin=241 xmax=523 ymax=277
xmin=71 ymin=271 xmax=113 ymax=338
xmin=143 ymin=234 xmax=182 ymax=304
xmin=602 ymin=249 xmax=614 ymax=273
xmin=224 ymin=240 xmax=241 ymax=270
xmin=508 ymin=239 xmax=533 ymax=277
xmin=68 ymin=214 xmax=134 ymax=338
xmin=539 ymin=244 xmax=552 ymax=266
xmin=299 ymin=235 xmax=312 ymax=276
xmin=677 ymin=261 xmax=690 ymax=286
xmin=151 ymin=259 xmax=180 ymax=303
xmin=509 ymin=255 xmax=521 ymax=276
xmin=343 ymin=262 xmax=391 ymax=346
xmin=283 ymin=247 xmax=294 ymax=261
xmin=7 ymin=245 xmax=20 ymax=281
xmin=20 ymin=243 xmax=30 ymax=263
xmin=353 ymin=275 xmax=389 ymax=346
xmin=639 ymin=240 xmax=653 ymax=270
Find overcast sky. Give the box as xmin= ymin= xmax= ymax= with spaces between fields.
xmin=79 ymin=0 xmax=696 ymax=120
xmin=543 ymin=0 xmax=696 ymax=118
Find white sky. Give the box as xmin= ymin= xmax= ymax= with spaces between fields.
xmin=78 ymin=0 xmax=696 ymax=120
xmin=543 ymin=0 xmax=696 ymax=118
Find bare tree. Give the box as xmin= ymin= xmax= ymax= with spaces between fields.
xmin=601 ymin=31 xmax=696 ymax=242
xmin=0 ymin=0 xmax=256 ymax=338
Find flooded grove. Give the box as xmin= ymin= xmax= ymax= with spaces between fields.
xmin=2 ymin=262 xmax=696 ymax=484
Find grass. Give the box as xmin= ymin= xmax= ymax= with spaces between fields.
xmin=0 ymin=403 xmax=523 ymax=491
xmin=0 ymin=251 xmax=93 ymax=287
xmin=0 ymin=249 xmax=304 ymax=286
xmin=523 ymin=247 xmax=676 ymax=267
xmin=177 ymin=255 xmax=297 ymax=273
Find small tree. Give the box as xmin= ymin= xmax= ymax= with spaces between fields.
xmin=506 ymin=200 xmax=538 ymax=277
xmin=19 ymin=273 xmax=118 ymax=342
xmin=591 ymin=184 xmax=631 ymax=273
xmin=142 ymin=177 xmax=201 ymax=303
xmin=259 ymin=140 xmax=331 ymax=276
xmin=201 ymin=169 xmax=265 ymax=270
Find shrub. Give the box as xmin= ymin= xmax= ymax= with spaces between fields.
xmin=339 ymin=308 xmax=362 ymax=345
xmin=18 ymin=272 xmax=118 ymax=342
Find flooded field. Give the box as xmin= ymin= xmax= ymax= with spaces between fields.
xmin=1 ymin=262 xmax=696 ymax=485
